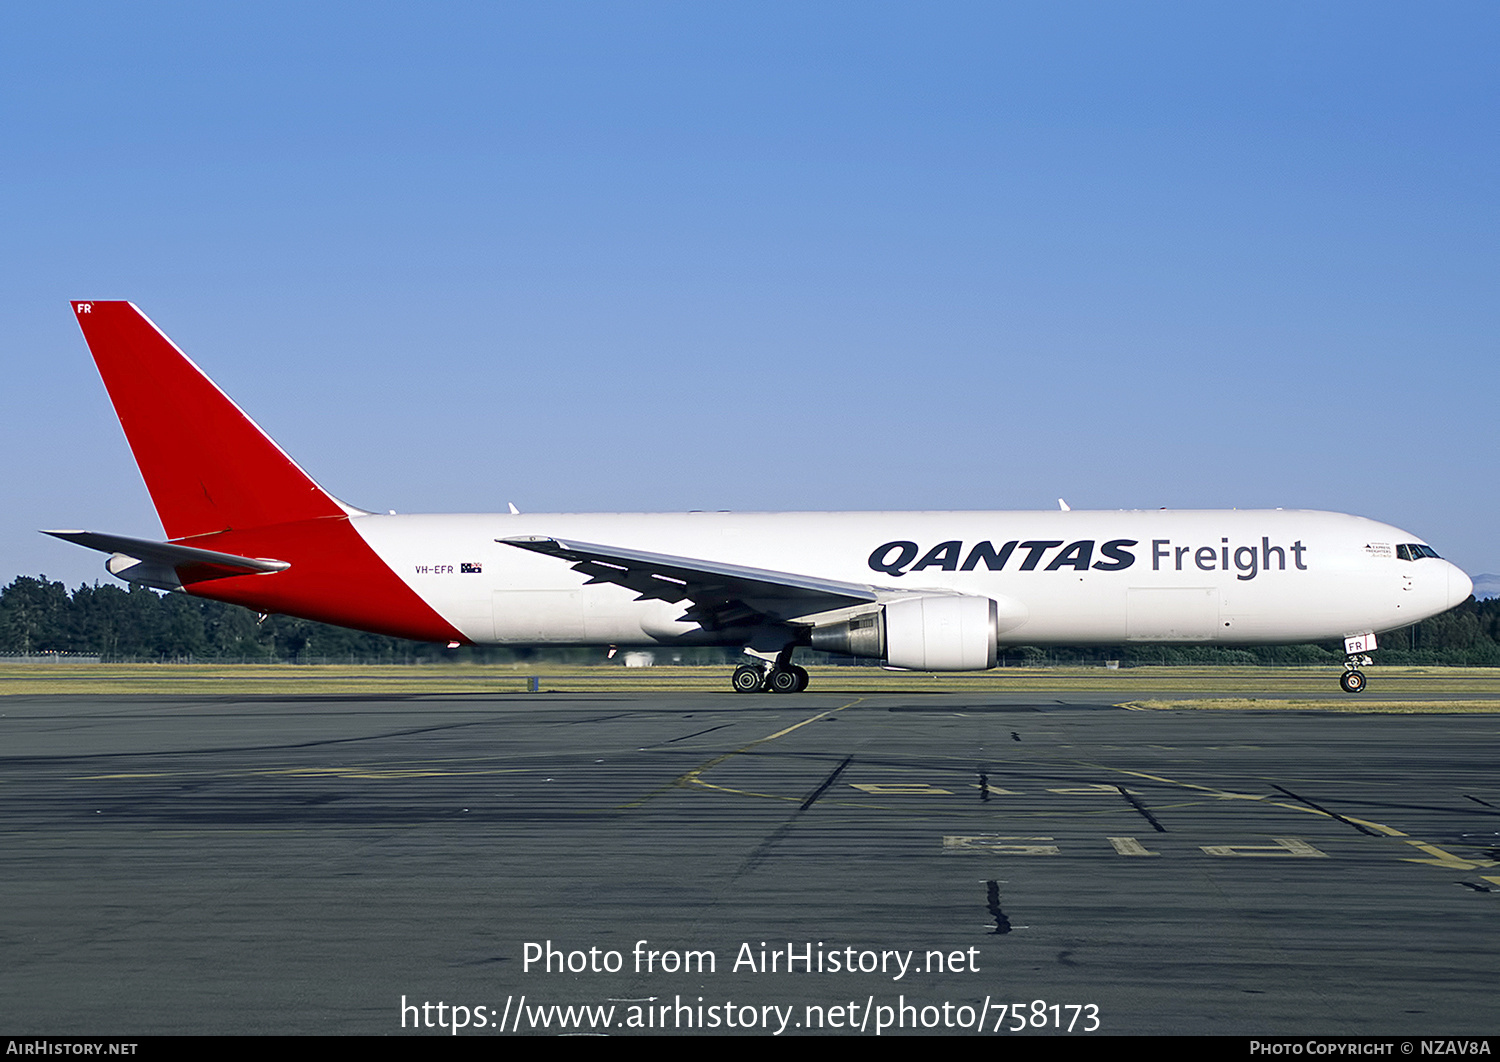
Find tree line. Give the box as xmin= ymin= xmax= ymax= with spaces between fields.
xmin=3 ymin=574 xmax=1499 ymax=666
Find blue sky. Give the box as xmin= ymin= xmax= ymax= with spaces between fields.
xmin=4 ymin=2 xmax=1497 ymax=589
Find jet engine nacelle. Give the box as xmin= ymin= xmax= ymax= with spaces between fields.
xmin=809 ymin=594 xmax=1013 ymax=671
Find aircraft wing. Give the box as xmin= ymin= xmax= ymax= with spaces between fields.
xmin=499 ymin=535 xmax=878 ymax=626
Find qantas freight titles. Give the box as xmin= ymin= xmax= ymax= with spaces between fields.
xmin=868 ymin=537 xmax=1308 ymax=581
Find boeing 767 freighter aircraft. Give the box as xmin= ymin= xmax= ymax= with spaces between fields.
xmin=48 ymin=301 xmax=1472 ymax=694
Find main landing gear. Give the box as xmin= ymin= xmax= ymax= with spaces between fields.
xmin=731 ymin=663 xmax=809 ymax=694
xmin=1340 ymin=655 xmax=1371 ymax=694
xmin=731 ymin=647 xmax=809 ymax=694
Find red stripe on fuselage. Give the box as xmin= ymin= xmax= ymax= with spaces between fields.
xmin=174 ymin=516 xmax=468 ymax=644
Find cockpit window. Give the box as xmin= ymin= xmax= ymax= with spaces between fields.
xmin=1397 ymin=543 xmax=1441 ymax=561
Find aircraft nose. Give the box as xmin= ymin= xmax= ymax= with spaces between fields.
xmin=1448 ymin=562 xmax=1474 ymax=608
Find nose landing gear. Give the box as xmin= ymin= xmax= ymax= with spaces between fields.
xmin=1340 ymin=633 xmax=1375 ymax=694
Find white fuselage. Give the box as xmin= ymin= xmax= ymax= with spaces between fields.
xmin=351 ymin=508 xmax=1472 ymax=648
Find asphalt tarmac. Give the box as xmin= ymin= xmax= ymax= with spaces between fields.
xmin=2 ymin=686 xmax=1498 ymax=1036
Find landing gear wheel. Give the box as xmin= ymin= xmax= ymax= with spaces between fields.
xmin=1340 ymin=669 xmax=1366 ymax=694
xmin=732 ymin=665 xmax=765 ymax=693
xmin=766 ymin=667 xmax=800 ymax=694
xmin=791 ymin=665 xmax=809 ymax=692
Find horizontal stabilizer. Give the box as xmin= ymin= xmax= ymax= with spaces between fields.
xmin=43 ymin=530 xmax=290 ymax=575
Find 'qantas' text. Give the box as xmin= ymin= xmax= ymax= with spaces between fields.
xmin=869 ymin=538 xmax=1309 ymax=581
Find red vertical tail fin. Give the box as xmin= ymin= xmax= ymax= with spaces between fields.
xmin=70 ymin=301 xmax=354 ymax=540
